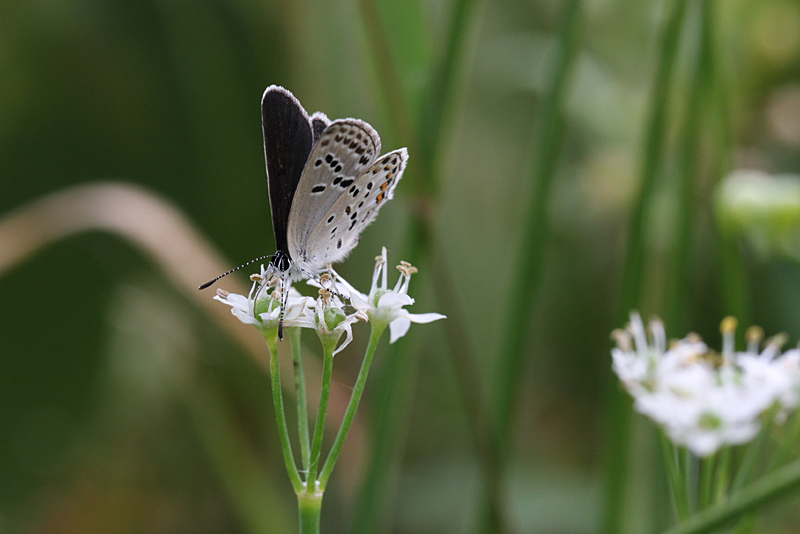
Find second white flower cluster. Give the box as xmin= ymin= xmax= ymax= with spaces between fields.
xmin=612 ymin=313 xmax=800 ymax=456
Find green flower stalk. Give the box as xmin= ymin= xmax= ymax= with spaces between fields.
xmin=213 ymin=251 xmax=445 ymax=533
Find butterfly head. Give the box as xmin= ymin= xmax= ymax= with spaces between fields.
xmin=270 ymin=249 xmax=293 ymax=273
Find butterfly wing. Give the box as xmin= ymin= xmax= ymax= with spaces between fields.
xmin=261 ymin=86 xmax=314 ymax=257
xmin=286 ymin=119 xmax=382 ymax=265
xmin=310 ymin=112 xmax=331 ymax=144
xmin=293 ymin=148 xmax=408 ymax=272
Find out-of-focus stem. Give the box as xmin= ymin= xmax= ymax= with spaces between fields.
xmin=603 ymin=1 xmax=689 ymax=532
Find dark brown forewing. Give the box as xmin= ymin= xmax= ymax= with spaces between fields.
xmin=262 ymin=86 xmax=313 ymax=255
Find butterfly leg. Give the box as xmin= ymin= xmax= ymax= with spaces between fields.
xmin=323 ymin=263 xmax=349 ymax=301
xmin=278 ymin=272 xmax=291 ymax=340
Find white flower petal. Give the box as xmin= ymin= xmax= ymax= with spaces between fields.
xmin=389 ymin=316 xmax=411 ymax=343
xmin=332 ymin=323 xmax=354 ymax=356
xmin=231 ymin=307 xmax=260 ymax=326
xmin=347 ymin=290 xmax=370 ymax=311
xmin=378 ymin=292 xmax=414 ymax=308
xmin=406 ymin=312 xmax=446 ymax=324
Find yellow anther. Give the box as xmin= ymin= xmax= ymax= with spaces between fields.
xmin=746 ymin=325 xmax=764 ymax=344
xmin=397 ymin=261 xmax=418 ymax=277
xmin=720 ymin=316 xmax=738 ymax=335
xmin=767 ymin=332 xmax=789 ymax=349
xmin=686 ymin=332 xmax=703 ymax=343
xmin=610 ymin=328 xmax=632 ymax=351
xmin=318 ymin=287 xmax=333 ymax=306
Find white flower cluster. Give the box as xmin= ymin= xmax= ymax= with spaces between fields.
xmin=214 ymin=248 xmax=445 ymax=353
xmin=612 ymin=313 xmax=800 ymax=457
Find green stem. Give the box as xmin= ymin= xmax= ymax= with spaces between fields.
xmin=714 ymin=446 xmax=731 ymax=503
xmin=617 ymin=0 xmax=687 ymax=323
xmin=419 ymin=0 xmax=482 ymax=194
xmin=306 ymin=342 xmax=335 ymax=490
xmin=661 ymin=456 xmax=800 ymax=534
xmin=699 ymin=454 xmax=716 ymax=510
xmin=682 ymin=448 xmax=695 ymax=514
xmin=354 ymin=0 xmax=419 ymax=176
xmin=668 ymin=0 xmax=710 ymax=333
xmin=704 ymin=0 xmax=747 ymax=323
xmin=770 ymin=412 xmax=800 ymax=471
xmin=483 ymin=4 xmax=583 ymax=532
xmin=603 ymin=1 xmax=688 ymax=532
xmin=731 ymin=514 xmax=756 ymax=534
xmin=183 ymin=377 xmax=295 ymax=534
xmin=290 ymin=328 xmax=311 ymax=472
xmin=731 ymin=424 xmax=769 ymax=493
xmin=319 ymin=323 xmax=386 ymax=489
xmin=298 ymin=490 xmax=323 ymax=534
xmin=266 ymin=337 xmax=304 ymax=493
xmin=351 ymin=325 xmax=422 ymax=534
xmin=662 ymin=433 xmax=690 ymax=520
xmin=494 ymin=0 xmax=583 ymax=451
xmin=354 ymin=0 xmax=492 ymax=529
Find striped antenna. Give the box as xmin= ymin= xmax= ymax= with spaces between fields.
xmin=198 ymin=255 xmax=274 ymax=289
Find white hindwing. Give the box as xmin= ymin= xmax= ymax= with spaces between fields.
xmin=287 ymin=119 xmax=381 ymax=266
xmin=295 ymin=148 xmax=408 ymax=272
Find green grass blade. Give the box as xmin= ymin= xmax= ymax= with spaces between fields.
xmin=602 ymin=1 xmax=689 ymax=532
xmin=662 ymin=456 xmax=800 ymax=534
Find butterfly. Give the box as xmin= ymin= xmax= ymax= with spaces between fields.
xmin=201 ymin=86 xmax=408 ymax=328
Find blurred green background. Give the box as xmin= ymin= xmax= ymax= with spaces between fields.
xmin=4 ymin=0 xmax=800 ymax=532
